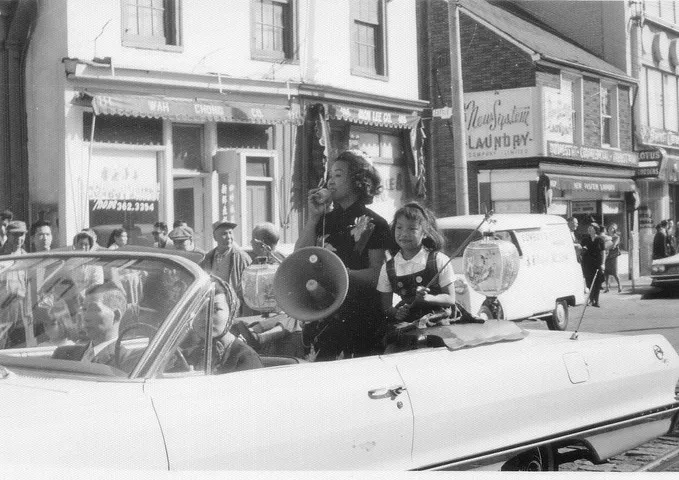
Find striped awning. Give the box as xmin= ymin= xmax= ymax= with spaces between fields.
xmin=83 ymin=93 xmax=302 ymax=125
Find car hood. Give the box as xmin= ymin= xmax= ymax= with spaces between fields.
xmin=652 ymin=252 xmax=679 ymax=265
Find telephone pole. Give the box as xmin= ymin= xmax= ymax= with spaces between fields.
xmin=448 ymin=0 xmax=469 ymax=215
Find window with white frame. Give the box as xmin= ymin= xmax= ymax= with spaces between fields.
xmin=600 ymin=84 xmax=619 ymax=148
xmin=351 ymin=0 xmax=386 ymax=78
xmin=561 ymin=74 xmax=582 ymax=145
xmin=646 ymin=1 xmax=678 ymax=23
xmin=251 ymin=0 xmax=297 ymax=61
xmin=645 ymin=66 xmax=679 ymax=132
xmin=122 ymin=0 xmax=181 ymax=48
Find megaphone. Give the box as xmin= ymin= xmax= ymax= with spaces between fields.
xmin=273 ymin=247 xmax=349 ymax=322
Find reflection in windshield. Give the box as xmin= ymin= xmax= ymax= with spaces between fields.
xmin=442 ymin=229 xmax=482 ymax=258
xmin=0 ymin=255 xmax=195 ymax=377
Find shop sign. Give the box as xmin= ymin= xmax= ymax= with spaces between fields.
xmin=328 ymin=104 xmax=418 ymax=129
xmin=572 ymin=201 xmax=597 ymax=214
xmin=464 ymin=87 xmax=537 ymax=160
xmin=547 ymin=141 xmax=638 ymax=167
xmin=543 ymin=86 xmax=573 ymax=143
xmin=635 ymin=149 xmax=664 ymax=178
xmin=638 ymin=125 xmax=679 ymax=148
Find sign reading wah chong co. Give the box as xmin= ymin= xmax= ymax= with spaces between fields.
xmin=89 ymin=93 xmax=302 ymax=124
xmin=463 ymin=87 xmax=536 ymax=160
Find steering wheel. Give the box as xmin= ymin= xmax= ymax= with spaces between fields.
xmin=114 ymin=322 xmax=190 ymax=372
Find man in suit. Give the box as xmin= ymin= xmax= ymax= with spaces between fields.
xmin=81 ymin=282 xmax=131 ymax=368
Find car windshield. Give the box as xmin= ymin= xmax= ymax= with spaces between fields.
xmin=0 ymin=253 xmax=196 ymax=378
xmin=442 ymin=229 xmax=483 ymax=257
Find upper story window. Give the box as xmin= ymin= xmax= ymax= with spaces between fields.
xmin=600 ymin=84 xmax=619 ymax=148
xmin=351 ymin=0 xmax=386 ymax=78
xmin=122 ymin=0 xmax=181 ymax=49
xmin=646 ymin=1 xmax=678 ymax=24
xmin=645 ymin=66 xmax=679 ymax=132
xmin=251 ymin=0 xmax=297 ymax=61
xmin=561 ymin=74 xmax=583 ymax=145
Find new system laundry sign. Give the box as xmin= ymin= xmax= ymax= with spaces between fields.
xmin=463 ymin=87 xmax=537 ymax=160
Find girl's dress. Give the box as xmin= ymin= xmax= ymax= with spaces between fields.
xmin=377 ymin=247 xmax=455 ymax=322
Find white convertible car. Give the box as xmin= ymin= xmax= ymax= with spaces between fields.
xmin=0 ymin=250 xmax=678 ymax=471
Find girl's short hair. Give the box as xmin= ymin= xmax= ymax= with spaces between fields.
xmin=334 ymin=150 xmax=382 ymax=205
xmin=390 ymin=202 xmax=444 ymax=254
xmin=72 ymin=231 xmax=94 ymax=249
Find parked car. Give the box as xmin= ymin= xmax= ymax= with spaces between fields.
xmin=438 ymin=214 xmax=586 ymax=330
xmin=651 ymin=252 xmax=679 ymax=290
xmin=0 ymin=250 xmax=677 ymax=471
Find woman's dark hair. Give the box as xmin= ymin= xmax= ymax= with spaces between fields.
xmin=334 ymin=150 xmax=382 ymax=205
xmin=72 ymin=231 xmax=94 ymax=249
xmin=389 ymin=202 xmax=444 ymax=255
xmin=107 ymin=227 xmax=127 ymax=247
xmin=589 ymin=223 xmax=603 ymax=235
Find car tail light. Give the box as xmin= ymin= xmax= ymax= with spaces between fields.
xmin=652 ymin=264 xmax=666 ymax=274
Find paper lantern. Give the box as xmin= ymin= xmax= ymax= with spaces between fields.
xmin=463 ymin=235 xmax=520 ymax=297
xmin=242 ymin=263 xmax=279 ymax=312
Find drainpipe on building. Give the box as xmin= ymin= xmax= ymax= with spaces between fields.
xmin=629 ymin=2 xmax=644 ymax=290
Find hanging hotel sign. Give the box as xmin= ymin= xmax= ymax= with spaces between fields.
xmin=463 ymin=87 xmax=537 ymax=160
xmin=547 ymin=141 xmax=638 ymax=167
xmin=327 ymin=104 xmax=419 ymax=129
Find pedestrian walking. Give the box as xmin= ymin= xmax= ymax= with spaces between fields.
xmin=652 ymin=221 xmax=669 ymax=260
xmin=603 ymin=223 xmax=621 ymax=293
xmin=580 ymin=223 xmax=606 ymax=308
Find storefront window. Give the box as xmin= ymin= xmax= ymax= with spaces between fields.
xmin=217 ymin=123 xmax=273 ymax=150
xmin=83 ymin=113 xmax=163 ymax=145
xmin=349 ymin=128 xmax=404 ymax=164
xmin=172 ymin=124 xmax=204 ymax=170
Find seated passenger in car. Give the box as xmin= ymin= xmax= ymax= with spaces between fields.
xmin=187 ymin=280 xmax=262 ymax=374
xmin=38 ymin=303 xmax=78 ymax=347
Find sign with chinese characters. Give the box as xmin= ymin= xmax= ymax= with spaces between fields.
xmin=547 ymin=141 xmax=638 ymax=167
xmin=638 ymin=125 xmax=679 ymax=148
xmin=464 ymin=88 xmax=536 ymax=160
xmin=88 ymin=149 xmax=159 ymax=244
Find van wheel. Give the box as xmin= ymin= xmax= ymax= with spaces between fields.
xmin=547 ymin=300 xmax=569 ymax=331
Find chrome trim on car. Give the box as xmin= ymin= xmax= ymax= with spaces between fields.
xmin=415 ymin=402 xmax=679 ymax=471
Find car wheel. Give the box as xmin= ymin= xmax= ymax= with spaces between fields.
xmin=502 ymin=446 xmax=556 ymax=471
xmin=547 ymin=300 xmax=569 ymax=331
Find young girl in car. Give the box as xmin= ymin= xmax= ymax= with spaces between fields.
xmin=377 ymin=202 xmax=456 ymax=329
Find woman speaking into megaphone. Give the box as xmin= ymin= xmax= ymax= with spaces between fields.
xmin=295 ymin=150 xmax=397 ymax=361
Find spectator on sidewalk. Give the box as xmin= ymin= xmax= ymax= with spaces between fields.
xmin=652 ymin=221 xmax=669 ymax=260
xmin=30 ymin=220 xmax=53 ymax=252
xmin=0 ymin=210 xmax=13 ymax=248
xmin=152 ymin=222 xmax=174 ymax=249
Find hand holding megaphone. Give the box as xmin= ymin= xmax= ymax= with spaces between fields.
xmin=308 ymin=187 xmax=332 ymax=215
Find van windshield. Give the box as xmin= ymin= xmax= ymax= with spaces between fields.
xmin=442 ymin=229 xmax=483 ymax=258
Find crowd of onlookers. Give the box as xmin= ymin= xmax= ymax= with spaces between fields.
xmin=652 ymin=219 xmax=677 ymax=261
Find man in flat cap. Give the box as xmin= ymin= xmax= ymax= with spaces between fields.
xmin=168 ymin=225 xmax=205 ymax=256
xmin=0 ymin=220 xmax=28 ymax=256
xmin=200 ymin=220 xmax=251 ymax=313
xmin=0 ymin=220 xmax=35 ymax=348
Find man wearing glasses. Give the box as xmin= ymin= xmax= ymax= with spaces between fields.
xmin=152 ymin=222 xmax=174 ymax=249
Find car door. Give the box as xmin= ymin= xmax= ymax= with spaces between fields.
xmin=146 ymin=356 xmax=414 ymax=470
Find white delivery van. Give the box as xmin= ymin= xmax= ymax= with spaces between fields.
xmin=438 ymin=214 xmax=586 ymax=330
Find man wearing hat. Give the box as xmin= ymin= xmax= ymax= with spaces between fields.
xmin=168 ymin=225 xmax=205 ymax=256
xmin=0 ymin=220 xmax=35 ymax=348
xmin=200 ymin=220 xmax=251 ymax=313
xmin=0 ymin=220 xmax=28 ymax=256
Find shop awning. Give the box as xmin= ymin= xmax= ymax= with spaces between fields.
xmin=548 ymin=174 xmax=636 ymax=193
xmin=82 ymin=93 xmax=302 ymax=125
xmin=327 ymin=103 xmax=420 ymax=129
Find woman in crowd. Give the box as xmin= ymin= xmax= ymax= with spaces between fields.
xmin=107 ymin=228 xmax=128 ymax=250
xmin=603 ymin=223 xmax=621 ymax=293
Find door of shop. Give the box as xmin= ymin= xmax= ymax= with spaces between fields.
xmin=173 ymin=177 xmax=207 ymax=250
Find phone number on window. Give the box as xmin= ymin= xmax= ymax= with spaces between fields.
xmin=92 ymin=200 xmax=155 ymax=212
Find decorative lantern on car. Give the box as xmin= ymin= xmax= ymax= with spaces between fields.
xmin=463 ymin=232 xmax=520 ymax=318
xmin=242 ymin=262 xmax=279 ymax=313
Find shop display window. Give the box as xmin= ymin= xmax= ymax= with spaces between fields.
xmin=83 ymin=113 xmax=163 ymax=145
xmin=173 ymin=124 xmax=204 ymax=171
